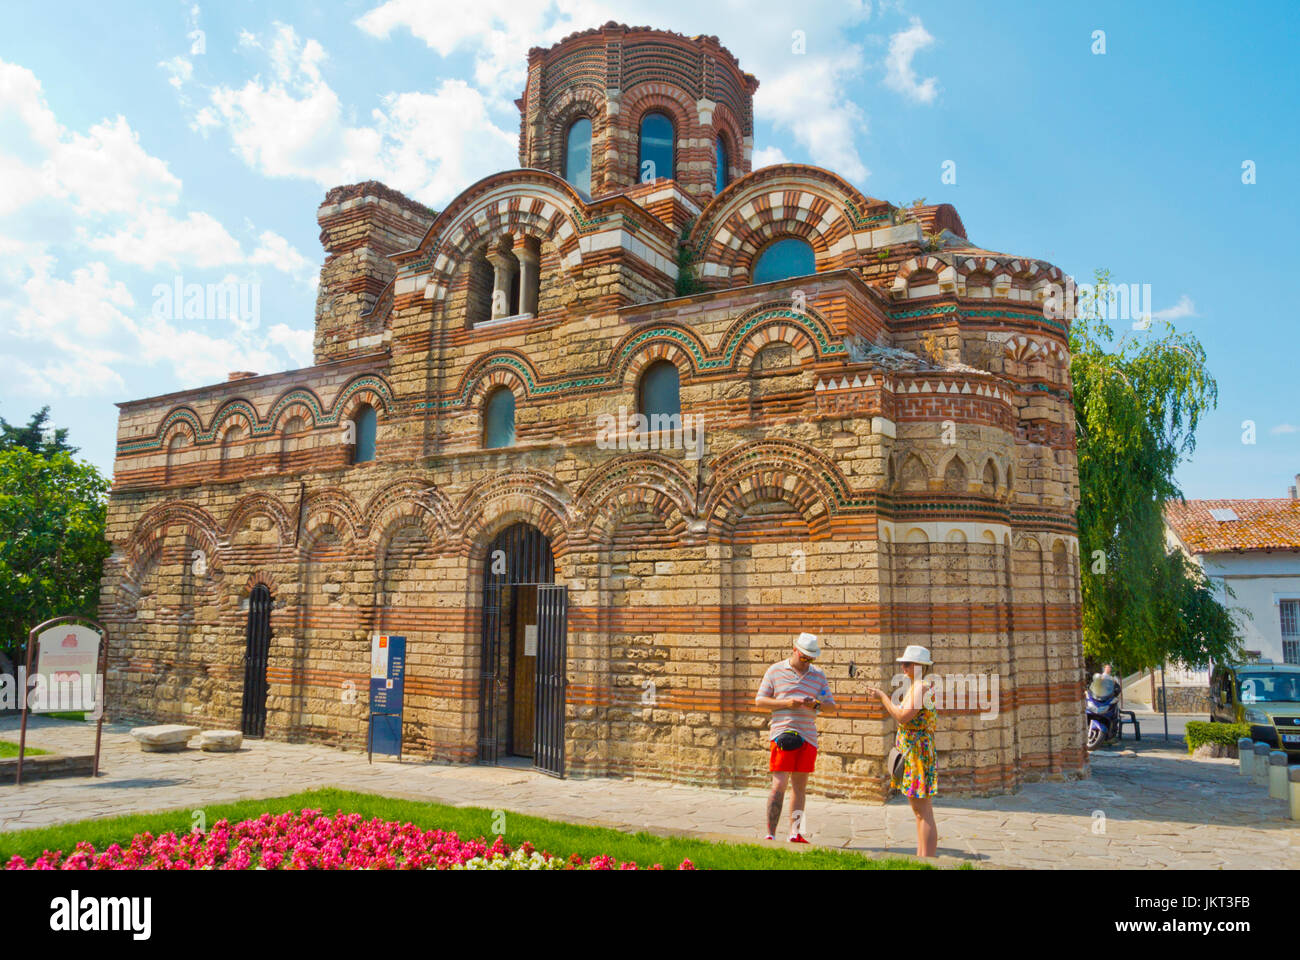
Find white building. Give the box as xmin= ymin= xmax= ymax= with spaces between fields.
xmin=1165 ymin=487 xmax=1300 ymax=666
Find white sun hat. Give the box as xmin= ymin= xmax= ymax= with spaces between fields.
xmin=794 ymin=632 xmax=821 ymax=658
xmin=895 ymin=644 xmax=933 ymax=665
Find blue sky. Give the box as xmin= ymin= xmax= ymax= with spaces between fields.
xmin=1 ymin=0 xmax=1296 ymax=500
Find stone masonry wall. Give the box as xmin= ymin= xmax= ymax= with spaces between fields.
xmin=101 ymin=33 xmax=1085 ymax=798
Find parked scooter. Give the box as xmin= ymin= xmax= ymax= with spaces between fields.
xmin=1085 ymin=675 xmax=1122 ymax=750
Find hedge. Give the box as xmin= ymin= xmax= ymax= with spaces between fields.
xmin=1184 ymin=721 xmax=1250 ymax=754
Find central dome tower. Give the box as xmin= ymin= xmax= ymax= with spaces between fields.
xmin=516 ymin=22 xmax=758 ymax=203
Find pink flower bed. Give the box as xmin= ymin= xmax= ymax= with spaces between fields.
xmin=3 ymin=809 xmax=697 ymax=871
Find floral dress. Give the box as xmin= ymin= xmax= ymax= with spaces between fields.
xmin=893 ymin=701 xmax=937 ymax=799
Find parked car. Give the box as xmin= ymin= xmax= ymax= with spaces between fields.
xmin=1209 ymin=661 xmax=1300 ymax=758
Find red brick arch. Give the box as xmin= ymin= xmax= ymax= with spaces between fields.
xmin=412 ymin=172 xmax=587 ymax=305
xmin=457 ymin=471 xmax=573 ymax=559
xmin=618 ymin=84 xmax=696 ymax=185
xmin=687 ymin=165 xmax=884 ymax=287
xmin=702 ymin=440 xmax=845 ymax=540
xmin=364 ymin=479 xmax=454 ymax=545
xmin=224 ymin=492 xmax=294 ymax=545
xmin=575 ymin=453 xmax=697 ymax=545
xmin=542 ymin=86 xmax=608 ymax=191
xmin=300 ymin=488 xmax=364 ymax=546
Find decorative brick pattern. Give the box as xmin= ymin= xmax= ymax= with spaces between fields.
xmin=100 ymin=26 xmax=1085 ymax=799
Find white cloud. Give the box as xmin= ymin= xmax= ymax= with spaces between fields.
xmin=370 ymin=83 xmax=517 ymax=201
xmin=751 ymin=145 xmax=790 ymax=168
xmin=0 ymin=60 xmax=183 ymax=217
xmin=355 ymin=0 xmax=610 ymax=103
xmin=87 ymin=207 xmax=244 ymax=270
xmin=0 ymin=56 xmax=322 ymax=399
xmin=349 ymin=2 xmax=883 ymax=189
xmin=202 ymin=23 xmax=516 ymax=205
xmin=1152 ymin=294 xmax=1197 ymax=321
xmin=7 ymin=259 xmax=134 ymax=396
xmin=159 ymin=56 xmax=194 ymax=90
xmin=249 ymin=230 xmax=315 ymax=284
xmin=3 ymin=255 xmax=305 ymax=398
xmin=267 ymin=322 xmax=314 ymax=367
xmin=755 ymin=47 xmax=870 ymax=182
xmin=1271 ymin=424 xmax=1297 ymax=436
xmin=883 ymin=17 xmax=939 ymax=104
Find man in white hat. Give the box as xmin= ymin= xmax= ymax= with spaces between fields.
xmin=755 ymin=632 xmax=836 ymax=842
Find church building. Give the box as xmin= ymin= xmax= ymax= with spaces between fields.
xmin=100 ymin=23 xmax=1085 ymax=797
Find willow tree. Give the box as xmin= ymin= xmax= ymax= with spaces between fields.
xmin=1070 ymin=270 xmax=1240 ymax=671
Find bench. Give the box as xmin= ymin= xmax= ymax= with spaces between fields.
xmin=1118 ymin=710 xmax=1141 ymax=741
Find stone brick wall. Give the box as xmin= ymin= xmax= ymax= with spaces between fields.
xmin=100 ymin=27 xmax=1086 ymax=800
xmin=519 ymin=23 xmax=757 ymax=203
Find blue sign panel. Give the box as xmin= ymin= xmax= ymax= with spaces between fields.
xmin=369 ymin=634 xmax=406 ymax=757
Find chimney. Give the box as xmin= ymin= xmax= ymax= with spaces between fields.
xmin=1292 ymin=473 xmax=1299 ymax=499
xmin=227 ymin=371 xmax=258 ymax=382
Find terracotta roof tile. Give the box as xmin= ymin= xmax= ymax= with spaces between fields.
xmin=1165 ymin=498 xmax=1300 ymax=553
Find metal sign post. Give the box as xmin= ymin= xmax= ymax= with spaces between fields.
xmin=1161 ymin=658 xmax=1170 ymax=742
xmin=367 ymin=634 xmax=406 ymax=762
xmin=16 ymin=615 xmax=109 ymax=785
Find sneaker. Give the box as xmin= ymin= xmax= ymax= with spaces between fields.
xmin=764 ymin=833 xmax=775 ymax=841
xmin=788 ymin=834 xmax=810 ymax=844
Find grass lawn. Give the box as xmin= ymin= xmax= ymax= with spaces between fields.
xmin=0 ymin=740 xmax=48 ymax=758
xmin=0 ymin=787 xmax=939 ymax=869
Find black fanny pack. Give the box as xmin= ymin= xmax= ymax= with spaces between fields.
xmin=774 ymin=730 xmax=805 ymax=751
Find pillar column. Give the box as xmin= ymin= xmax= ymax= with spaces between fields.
xmin=514 ymin=237 xmax=540 ymax=316
xmin=486 ymin=249 xmax=516 ymax=320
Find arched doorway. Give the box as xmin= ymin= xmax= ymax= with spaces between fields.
xmin=241 ymin=583 xmax=272 ymax=737
xmin=477 ymin=523 xmax=567 ymax=776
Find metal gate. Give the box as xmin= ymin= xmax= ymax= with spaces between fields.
xmin=476 ymin=523 xmax=566 ymax=776
xmin=241 ymin=584 xmax=272 ymax=737
xmin=533 ymin=584 xmax=568 ymax=777
xmin=477 ymin=577 xmax=504 ymax=764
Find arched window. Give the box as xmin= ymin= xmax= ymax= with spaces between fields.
xmin=165 ymin=432 xmax=187 ymax=483
xmin=715 ymin=136 xmax=729 ymax=194
xmin=484 ymin=388 xmax=516 ymax=449
xmin=352 ymin=403 xmax=377 ymax=464
xmin=219 ymin=424 xmax=245 ymax=478
xmin=564 ymin=117 xmax=592 ymax=199
xmin=752 ymin=237 xmax=816 ymax=285
xmin=638 ymin=360 xmax=681 ymax=421
xmin=279 ymin=416 xmax=307 ymax=470
xmin=638 ymin=112 xmax=674 ymax=182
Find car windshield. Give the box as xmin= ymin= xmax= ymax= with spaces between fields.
xmin=1237 ymin=674 xmax=1300 ymax=703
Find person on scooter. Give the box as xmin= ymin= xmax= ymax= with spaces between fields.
xmin=1086 ymin=664 xmax=1121 ymax=749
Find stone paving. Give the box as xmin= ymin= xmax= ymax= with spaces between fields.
xmin=1 ymin=715 xmax=1296 ymax=868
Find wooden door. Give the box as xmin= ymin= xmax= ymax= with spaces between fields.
xmin=511 ymin=586 xmax=537 ymax=756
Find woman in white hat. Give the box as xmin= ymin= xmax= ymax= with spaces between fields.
xmin=865 ymin=644 xmax=938 ymax=858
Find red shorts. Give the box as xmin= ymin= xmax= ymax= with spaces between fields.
xmin=769 ymin=740 xmax=818 ymax=773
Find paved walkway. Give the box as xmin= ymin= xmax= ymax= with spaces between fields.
xmin=2 ymin=716 xmax=1296 ymax=868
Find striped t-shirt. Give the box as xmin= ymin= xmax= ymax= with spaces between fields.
xmin=758 ymin=660 xmax=834 ymax=747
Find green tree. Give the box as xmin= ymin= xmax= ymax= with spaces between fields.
xmin=0 ymin=406 xmax=77 ymax=457
xmin=1071 ymin=269 xmax=1240 ymax=672
xmin=0 ymin=448 xmax=111 ymax=663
